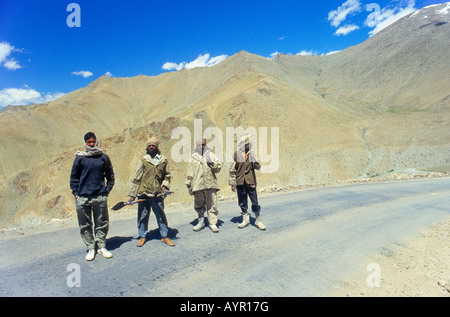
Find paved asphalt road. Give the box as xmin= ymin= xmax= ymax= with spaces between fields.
xmin=1 ymin=178 xmax=449 ymax=298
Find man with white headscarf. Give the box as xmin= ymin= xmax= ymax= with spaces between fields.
xmin=70 ymin=132 xmax=115 ymax=261
xmin=229 ymin=135 xmax=266 ymax=230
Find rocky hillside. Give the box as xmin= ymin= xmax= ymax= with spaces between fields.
xmin=0 ymin=3 xmax=449 ymax=228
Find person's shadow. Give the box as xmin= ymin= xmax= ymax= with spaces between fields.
xmin=106 ymin=226 xmax=180 ymax=249
xmin=230 ymin=215 xmax=255 ymax=226
xmin=189 ymin=218 xmax=224 ymax=229
xmin=145 ymin=227 xmax=180 ymax=241
xmin=106 ymin=236 xmax=134 ymax=251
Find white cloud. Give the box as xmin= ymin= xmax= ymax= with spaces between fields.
xmin=270 ymin=50 xmax=332 ymax=58
xmin=104 ymin=71 xmax=113 ymax=77
xmin=0 ymin=87 xmax=65 ymax=107
xmin=269 ymin=51 xmax=281 ymax=58
xmin=162 ymin=62 xmax=184 ymax=71
xmin=0 ymin=41 xmax=22 ymax=70
xmin=3 ymin=59 xmax=21 ymax=70
xmin=0 ymin=43 xmax=12 ymax=63
xmin=326 ymin=50 xmax=342 ymax=55
xmin=327 ymin=0 xmax=417 ymax=36
xmin=269 ymin=49 xmax=344 ymax=58
xmin=296 ymin=50 xmax=317 ymax=56
xmin=162 ymin=53 xmax=228 ymax=71
xmin=204 ymin=54 xmax=228 ymax=67
xmin=269 ymin=50 xmax=318 ymax=58
xmin=71 ymin=70 xmax=93 ymax=78
xmin=328 ymin=0 xmax=362 ymax=27
xmin=335 ymin=24 xmax=360 ymax=36
xmin=366 ymin=0 xmax=416 ymax=36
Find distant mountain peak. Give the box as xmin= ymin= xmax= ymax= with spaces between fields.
xmin=409 ymin=1 xmax=450 ymax=18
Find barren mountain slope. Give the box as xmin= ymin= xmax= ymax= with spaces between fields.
xmin=0 ymin=51 xmax=325 ymax=180
xmin=317 ymin=4 xmax=450 ymax=112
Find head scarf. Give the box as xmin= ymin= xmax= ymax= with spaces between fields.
xmin=75 ymin=132 xmax=104 ymax=156
xmin=146 ymin=136 xmax=161 ymax=155
xmin=237 ymin=134 xmax=254 ymax=152
xmin=147 ymin=136 xmax=160 ymax=147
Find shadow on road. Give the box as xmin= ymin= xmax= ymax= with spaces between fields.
xmin=189 ymin=218 xmax=225 ymax=229
xmin=106 ymin=236 xmax=134 ymax=250
xmin=144 ymin=227 xmax=180 ymax=241
xmin=230 ymin=215 xmax=256 ymax=226
xmin=105 ymin=226 xmax=180 ymax=250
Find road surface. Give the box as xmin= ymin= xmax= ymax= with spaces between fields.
xmin=1 ymin=178 xmax=449 ymax=297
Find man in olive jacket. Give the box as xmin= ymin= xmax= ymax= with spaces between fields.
xmin=229 ymin=135 xmax=266 ymax=230
xmin=127 ymin=137 xmax=175 ymax=247
xmin=186 ymin=139 xmax=222 ymax=232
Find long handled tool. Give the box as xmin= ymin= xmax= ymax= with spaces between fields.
xmin=111 ymin=191 xmax=174 ymax=211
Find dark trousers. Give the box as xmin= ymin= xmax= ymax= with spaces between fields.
xmin=236 ymin=182 xmax=261 ymax=214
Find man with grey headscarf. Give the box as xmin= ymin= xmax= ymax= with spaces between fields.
xmin=229 ymin=135 xmax=266 ymax=230
xmin=70 ymin=132 xmax=115 ymax=261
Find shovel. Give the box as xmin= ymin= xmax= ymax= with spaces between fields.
xmin=111 ymin=191 xmax=174 ymax=211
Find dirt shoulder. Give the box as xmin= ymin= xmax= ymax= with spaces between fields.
xmin=339 ymin=215 xmax=450 ymax=297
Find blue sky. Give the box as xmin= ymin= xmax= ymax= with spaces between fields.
xmin=0 ymin=0 xmax=447 ymax=107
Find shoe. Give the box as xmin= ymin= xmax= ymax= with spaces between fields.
xmin=238 ymin=213 xmax=250 ymax=229
xmin=136 ymin=237 xmax=146 ymax=247
xmin=193 ymin=216 xmax=205 ymax=231
xmin=161 ymin=237 xmax=175 ymax=246
xmin=97 ymin=248 xmax=113 ymax=258
xmin=209 ymin=224 xmax=219 ymax=233
xmin=254 ymin=213 xmax=266 ymax=230
xmin=85 ymin=249 xmax=95 ymax=261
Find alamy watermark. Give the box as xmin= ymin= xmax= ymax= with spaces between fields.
xmin=170 ymin=118 xmax=280 ymax=173
xmin=366 ymin=263 xmax=381 ymax=288
xmin=66 ymin=263 xmax=81 ymax=288
xmin=66 ymin=3 xmax=81 ymax=27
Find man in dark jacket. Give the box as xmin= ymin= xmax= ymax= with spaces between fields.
xmin=229 ymin=135 xmax=266 ymax=230
xmin=70 ymin=132 xmax=115 ymax=261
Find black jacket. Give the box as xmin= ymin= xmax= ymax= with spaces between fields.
xmin=70 ymin=154 xmax=115 ymax=197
